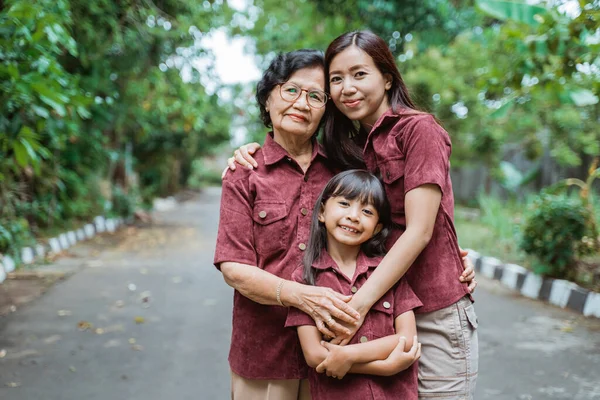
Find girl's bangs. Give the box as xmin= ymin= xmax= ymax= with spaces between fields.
xmin=329 ymin=174 xmax=385 ymax=210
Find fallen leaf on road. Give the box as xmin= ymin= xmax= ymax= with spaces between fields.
xmin=128 ymin=338 xmax=136 ymax=344
xmin=114 ymin=300 xmax=125 ymax=308
xmin=43 ymin=335 xmax=62 ymax=344
xmin=128 ymin=284 xmax=137 ymax=292
xmin=134 ymin=316 xmax=145 ymax=324
xmin=5 ymin=382 xmax=21 ymax=388
xmin=103 ymin=340 xmax=121 ymax=348
xmin=69 ymin=366 xmax=76 ymax=372
xmin=94 ymin=328 xmax=105 ymax=335
xmin=77 ymin=321 xmax=93 ymax=331
xmin=9 ymin=305 xmax=16 ymax=312
xmin=0 ymin=349 xmax=6 ymax=358
xmin=131 ymin=344 xmax=144 ymax=351
xmin=102 ymin=324 xmax=124 ymax=333
xmin=560 ymin=326 xmax=573 ymax=333
xmin=58 ymin=310 xmax=72 ymax=317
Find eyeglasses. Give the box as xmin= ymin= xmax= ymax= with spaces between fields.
xmin=278 ymin=82 xmax=329 ymax=109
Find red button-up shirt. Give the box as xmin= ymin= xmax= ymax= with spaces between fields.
xmin=363 ymin=110 xmax=471 ymax=313
xmin=286 ymin=251 xmax=422 ymax=400
xmin=214 ymin=132 xmax=335 ymax=380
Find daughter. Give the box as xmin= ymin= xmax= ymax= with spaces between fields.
xmin=286 ymin=170 xmax=422 ymax=400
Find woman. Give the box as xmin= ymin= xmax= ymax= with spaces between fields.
xmin=215 ymin=49 xmax=371 ymax=400
xmin=226 ymin=32 xmax=478 ymax=399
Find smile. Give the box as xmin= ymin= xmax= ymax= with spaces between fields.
xmin=342 ymin=99 xmax=362 ymax=108
xmin=287 ymin=114 xmax=307 ymax=122
xmin=339 ymin=225 xmax=359 ymax=234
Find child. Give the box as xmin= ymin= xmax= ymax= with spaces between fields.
xmin=286 ymin=170 xmax=422 ymax=400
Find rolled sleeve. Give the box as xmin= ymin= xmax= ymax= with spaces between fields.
xmin=402 ymin=117 xmax=451 ymax=195
xmin=213 ymin=177 xmax=257 ymax=269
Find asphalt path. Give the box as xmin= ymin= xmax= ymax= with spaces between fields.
xmin=0 ymin=187 xmax=599 ymax=399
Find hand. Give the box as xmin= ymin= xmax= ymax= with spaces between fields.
xmin=329 ymin=298 xmax=367 ymax=345
xmin=222 ymin=142 xmax=262 ymax=179
xmin=315 ymin=341 xmax=353 ymax=379
xmin=458 ymin=248 xmax=477 ymax=294
xmin=382 ymin=336 xmax=421 ymax=375
xmin=294 ymin=284 xmax=360 ymax=338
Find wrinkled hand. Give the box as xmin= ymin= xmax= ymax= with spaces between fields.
xmin=221 ymin=142 xmax=262 ymax=179
xmin=383 ymin=336 xmax=421 ymax=375
xmin=459 ymin=248 xmax=477 ymax=294
xmin=296 ymin=285 xmax=360 ymax=338
xmin=315 ymin=341 xmax=353 ymax=379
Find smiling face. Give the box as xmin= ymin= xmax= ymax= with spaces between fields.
xmin=266 ymin=66 xmax=326 ymax=142
xmin=318 ymin=195 xmax=382 ymax=249
xmin=328 ymin=45 xmax=392 ymax=127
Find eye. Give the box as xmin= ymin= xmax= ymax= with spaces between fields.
xmin=308 ymin=91 xmax=325 ymax=102
xmin=338 ymin=200 xmax=349 ymax=207
xmin=285 ymin=87 xmax=298 ymax=94
xmin=355 ymin=71 xmax=367 ymax=78
xmin=329 ymin=76 xmax=341 ymax=83
xmin=363 ymin=208 xmax=374 ymax=216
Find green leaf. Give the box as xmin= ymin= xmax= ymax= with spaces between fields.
xmin=476 ymin=0 xmax=549 ymax=26
xmin=13 ymin=141 xmax=29 ymax=167
xmin=31 ymin=105 xmax=50 ymax=118
xmin=570 ymin=89 xmax=599 ymax=107
xmin=499 ymin=161 xmax=523 ymax=192
xmin=490 ymin=99 xmax=514 ymax=119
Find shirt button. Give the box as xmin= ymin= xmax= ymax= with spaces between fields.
xmin=383 ymin=301 xmax=391 ymax=309
xmin=386 ymin=170 xmax=391 ymax=179
xmin=286 ymin=157 xmax=292 ymax=162
xmin=258 ymin=211 xmax=267 ymax=218
xmin=360 ymin=336 xmax=368 ymax=343
xmin=351 ymin=286 xmax=358 ymax=293
xmin=301 ymin=208 xmax=308 ymax=216
xmin=298 ymin=243 xmax=307 ymax=251
xmin=303 ymin=175 xmax=308 ymax=182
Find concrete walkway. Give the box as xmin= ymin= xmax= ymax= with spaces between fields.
xmin=0 ymin=187 xmax=599 ymax=399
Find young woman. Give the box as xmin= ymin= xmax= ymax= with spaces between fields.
xmin=226 ymin=31 xmax=479 ymax=399
xmin=286 ymin=170 xmax=422 ymax=400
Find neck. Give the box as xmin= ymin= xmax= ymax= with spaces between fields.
xmin=273 ymin=131 xmax=314 ymax=171
xmin=326 ymin=240 xmax=360 ymax=274
xmin=360 ymin=103 xmax=391 ymax=132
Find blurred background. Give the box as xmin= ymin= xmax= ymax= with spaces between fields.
xmin=0 ymin=0 xmax=598 ymax=289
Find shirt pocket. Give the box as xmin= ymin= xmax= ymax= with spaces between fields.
xmin=252 ymin=200 xmax=288 ymax=255
xmin=379 ymin=157 xmax=406 ymax=216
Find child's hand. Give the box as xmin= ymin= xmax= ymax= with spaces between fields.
xmin=383 ymin=336 xmax=421 ymax=375
xmin=315 ymin=341 xmax=353 ymax=379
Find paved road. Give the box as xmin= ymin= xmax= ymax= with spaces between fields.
xmin=0 ymin=187 xmax=599 ymax=399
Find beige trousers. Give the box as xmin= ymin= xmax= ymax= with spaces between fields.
xmin=416 ymin=296 xmax=479 ymax=400
xmin=231 ymin=370 xmax=311 ymax=400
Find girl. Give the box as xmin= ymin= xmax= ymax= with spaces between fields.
xmin=286 ymin=169 xmax=423 ymax=400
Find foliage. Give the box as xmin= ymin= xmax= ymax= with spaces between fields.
xmin=519 ymin=193 xmax=591 ymax=279
xmin=1 ymin=0 xmax=233 ymax=258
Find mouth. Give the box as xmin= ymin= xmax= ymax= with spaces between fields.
xmin=339 ymin=225 xmax=360 ymax=234
xmin=287 ymin=113 xmax=307 ymax=122
xmin=342 ymin=99 xmax=362 ymax=108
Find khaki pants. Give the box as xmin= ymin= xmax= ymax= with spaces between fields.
xmin=231 ymin=370 xmax=311 ymax=400
xmin=416 ymin=297 xmax=479 ymax=400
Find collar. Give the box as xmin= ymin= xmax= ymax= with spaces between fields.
xmin=262 ymin=132 xmax=327 ymax=166
xmin=363 ymin=108 xmax=398 ymax=149
xmin=312 ymin=250 xmax=383 ymax=277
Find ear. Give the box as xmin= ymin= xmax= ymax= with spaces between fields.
xmin=383 ymin=73 xmax=392 ymax=91
xmin=265 ymin=99 xmax=270 ymax=112
xmin=374 ymin=223 xmax=383 ymax=236
xmin=317 ymin=203 xmax=326 ymax=223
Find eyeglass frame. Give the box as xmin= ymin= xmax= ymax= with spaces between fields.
xmin=276 ymin=82 xmax=329 ymax=109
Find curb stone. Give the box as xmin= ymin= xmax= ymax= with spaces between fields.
xmin=467 ymin=249 xmax=600 ymax=318
xmin=0 ymin=215 xmax=127 ymax=285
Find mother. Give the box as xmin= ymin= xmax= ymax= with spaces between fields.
xmin=214 ymin=49 xmax=363 ymax=399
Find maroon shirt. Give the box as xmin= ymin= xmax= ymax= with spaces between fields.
xmin=362 ymin=110 xmax=471 ymax=313
xmin=214 ymin=132 xmax=335 ymax=380
xmin=286 ymin=251 xmax=422 ymax=400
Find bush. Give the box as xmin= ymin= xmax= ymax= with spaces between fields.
xmin=519 ymin=193 xmax=591 ymax=279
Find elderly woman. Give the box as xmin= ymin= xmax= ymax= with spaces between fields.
xmin=214 ymin=49 xmax=360 ymax=400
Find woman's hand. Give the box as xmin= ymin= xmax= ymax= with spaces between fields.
xmin=290 ymin=283 xmax=360 ymax=338
xmin=381 ymin=336 xmax=421 ymax=375
xmin=458 ymin=248 xmax=477 ymax=293
xmin=222 ymin=142 xmax=261 ymax=178
xmin=328 ymin=297 xmax=368 ymax=345
xmin=315 ymin=341 xmax=353 ymax=379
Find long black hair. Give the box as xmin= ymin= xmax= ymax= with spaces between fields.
xmin=303 ymin=170 xmax=392 ymax=285
xmin=322 ymin=30 xmax=423 ymax=170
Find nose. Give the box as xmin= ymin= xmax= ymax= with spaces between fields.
xmin=341 ymin=79 xmax=356 ymax=96
xmin=346 ymin=204 xmax=360 ymax=221
xmin=293 ymin=90 xmax=310 ymax=110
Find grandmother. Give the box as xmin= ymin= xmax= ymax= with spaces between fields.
xmin=214 ymin=49 xmax=360 ymax=400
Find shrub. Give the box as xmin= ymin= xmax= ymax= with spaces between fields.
xmin=519 ymin=193 xmax=591 ymax=279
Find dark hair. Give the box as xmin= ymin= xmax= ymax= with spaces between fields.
xmin=303 ymin=170 xmax=392 ymax=285
xmin=323 ymin=30 xmax=422 ymax=170
xmin=256 ymin=49 xmax=325 ymax=127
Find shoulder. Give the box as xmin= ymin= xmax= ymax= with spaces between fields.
xmin=391 ymin=113 xmax=450 ymax=147
xmin=222 ymin=148 xmax=266 ymax=185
